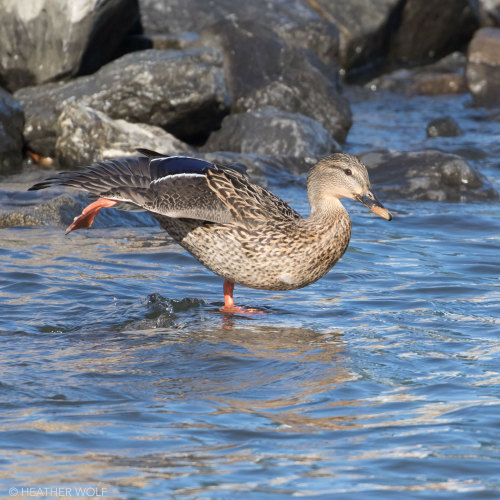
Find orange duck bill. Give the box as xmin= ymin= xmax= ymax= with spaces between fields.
xmin=356 ymin=190 xmax=392 ymax=220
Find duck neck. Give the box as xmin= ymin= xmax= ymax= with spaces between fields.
xmin=307 ymin=195 xmax=349 ymax=226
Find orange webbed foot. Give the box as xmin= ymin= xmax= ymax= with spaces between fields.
xmin=65 ymin=198 xmax=118 ymax=234
xmin=219 ymin=305 xmax=265 ymax=315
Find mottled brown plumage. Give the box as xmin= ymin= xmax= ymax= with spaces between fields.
xmin=29 ymin=151 xmax=391 ymax=310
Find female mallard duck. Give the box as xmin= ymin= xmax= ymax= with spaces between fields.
xmin=29 ymin=150 xmax=391 ymax=313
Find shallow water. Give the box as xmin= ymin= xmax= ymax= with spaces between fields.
xmin=1 ymin=90 xmax=500 ymax=498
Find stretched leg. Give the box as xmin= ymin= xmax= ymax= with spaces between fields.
xmin=219 ymin=280 xmax=264 ymax=314
xmin=65 ymin=198 xmax=118 ymax=234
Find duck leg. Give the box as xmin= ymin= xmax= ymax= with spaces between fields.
xmin=65 ymin=198 xmax=118 ymax=234
xmin=219 ymin=280 xmax=264 ymax=314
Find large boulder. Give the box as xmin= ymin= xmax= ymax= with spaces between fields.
xmin=139 ymin=0 xmax=340 ymax=68
xmin=202 ymin=108 xmax=340 ymax=157
xmin=15 ymin=48 xmax=231 ymax=156
xmin=466 ymin=27 xmax=500 ymax=106
xmin=196 ymin=19 xmax=352 ymax=142
xmin=291 ymin=0 xmax=478 ymax=72
xmin=389 ymin=0 xmax=479 ymax=65
xmin=358 ymin=149 xmax=498 ymax=202
xmin=55 ymin=104 xmax=193 ymax=168
xmin=0 ymin=0 xmax=139 ymax=92
xmin=306 ymin=0 xmax=400 ymax=71
xmin=0 ymin=88 xmax=24 ymax=175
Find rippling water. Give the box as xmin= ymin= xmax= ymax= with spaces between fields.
xmin=1 ymin=91 xmax=500 ymax=498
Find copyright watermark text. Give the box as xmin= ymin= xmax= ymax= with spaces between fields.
xmin=9 ymin=487 xmax=110 ymax=497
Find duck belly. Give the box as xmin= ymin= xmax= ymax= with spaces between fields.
xmin=157 ymin=217 xmax=349 ymax=291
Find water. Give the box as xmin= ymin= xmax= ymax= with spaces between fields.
xmin=1 ymin=90 xmax=500 ymax=498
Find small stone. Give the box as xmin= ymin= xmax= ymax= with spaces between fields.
xmin=426 ymin=117 xmax=463 ymax=138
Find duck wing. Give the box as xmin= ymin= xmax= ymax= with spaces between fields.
xmin=29 ymin=154 xmax=301 ymax=225
xmin=205 ymin=166 xmax=301 ymax=223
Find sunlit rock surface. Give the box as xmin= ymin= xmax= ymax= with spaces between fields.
xmin=202 ymin=108 xmax=340 ymax=157
xmin=0 ymin=0 xmax=139 ymax=91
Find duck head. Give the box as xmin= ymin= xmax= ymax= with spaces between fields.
xmin=307 ymin=153 xmax=392 ymax=220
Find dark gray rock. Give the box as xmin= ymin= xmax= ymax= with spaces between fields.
xmin=202 ymin=108 xmax=340 ymax=157
xmin=389 ymin=0 xmax=479 ymax=65
xmin=197 ymin=19 xmax=352 ymax=142
xmin=358 ymin=149 xmax=499 ymax=202
xmin=426 ymin=117 xmax=463 ymax=137
xmin=0 ymin=88 xmax=24 ymax=175
xmin=291 ymin=0 xmax=477 ymax=73
xmin=15 ymin=48 xmax=231 ymax=156
xmin=427 ymin=116 xmax=463 ymax=137
xmin=0 ymin=0 xmax=139 ymax=92
xmin=307 ymin=0 xmax=400 ymax=71
xmin=466 ymin=27 xmax=500 ymax=106
xmin=55 ymin=104 xmax=193 ymax=168
xmin=139 ymin=0 xmax=340 ymax=68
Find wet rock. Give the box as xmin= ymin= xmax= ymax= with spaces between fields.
xmin=202 ymin=108 xmax=340 ymax=157
xmin=368 ymin=52 xmax=468 ymax=95
xmin=390 ymin=0 xmax=479 ymax=65
xmin=358 ymin=149 xmax=499 ymax=202
xmin=466 ymin=27 xmax=500 ymax=106
xmin=0 ymin=88 xmax=24 ymax=175
xmin=139 ymin=0 xmax=340 ymax=68
xmin=55 ymin=104 xmax=193 ymax=168
xmin=306 ymin=0 xmax=400 ymax=71
xmin=15 ymin=48 xmax=231 ymax=156
xmin=0 ymin=194 xmax=81 ymax=229
xmin=0 ymin=0 xmax=139 ymax=92
xmin=426 ymin=117 xmax=463 ymax=138
xmin=197 ymin=19 xmax=352 ymax=142
xmin=0 ymin=190 xmax=155 ymax=229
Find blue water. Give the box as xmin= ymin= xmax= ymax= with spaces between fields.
xmin=1 ymin=90 xmax=500 ymax=498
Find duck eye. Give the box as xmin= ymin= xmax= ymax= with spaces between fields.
xmin=344 ymin=168 xmax=352 ymax=176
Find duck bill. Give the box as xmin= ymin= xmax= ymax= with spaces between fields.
xmin=356 ymin=190 xmax=392 ymax=220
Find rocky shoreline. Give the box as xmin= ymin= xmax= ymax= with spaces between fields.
xmin=1 ymin=0 xmax=499 ymax=227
